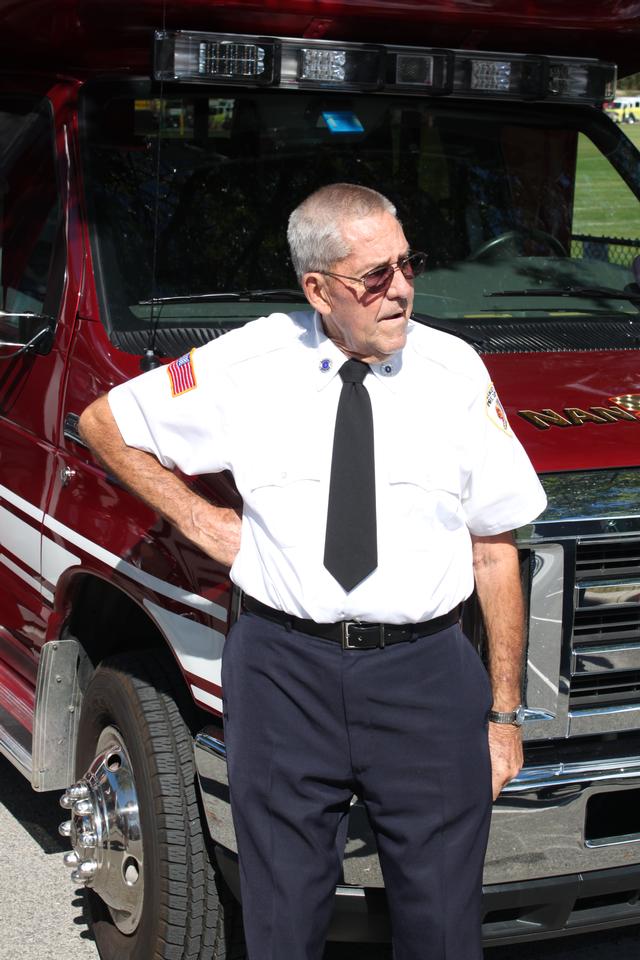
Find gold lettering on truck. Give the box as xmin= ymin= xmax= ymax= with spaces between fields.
xmin=517 ymin=409 xmax=573 ymax=430
xmin=518 ymin=404 xmax=640 ymax=430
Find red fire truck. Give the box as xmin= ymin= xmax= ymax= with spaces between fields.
xmin=1 ymin=1 xmax=640 ymax=958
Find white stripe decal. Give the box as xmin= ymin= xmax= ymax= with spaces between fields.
xmin=0 ymin=482 xmax=228 ymax=620
xmin=0 ymin=505 xmax=40 ymax=573
xmin=41 ymin=536 xmax=80 ymax=589
xmin=143 ymin=599 xmax=225 ymax=687
xmin=43 ymin=515 xmax=227 ymax=619
xmin=0 ymin=506 xmax=53 ymax=600
xmin=190 ymin=685 xmax=223 ymax=714
xmin=0 ymin=554 xmax=42 ymax=595
xmin=0 ymin=482 xmax=43 ymax=522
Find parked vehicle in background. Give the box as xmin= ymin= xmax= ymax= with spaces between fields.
xmin=1 ymin=2 xmax=640 ymax=959
xmin=604 ymin=94 xmax=640 ymax=123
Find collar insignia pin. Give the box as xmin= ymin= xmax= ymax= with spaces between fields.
xmin=320 ymin=358 xmax=332 ymax=372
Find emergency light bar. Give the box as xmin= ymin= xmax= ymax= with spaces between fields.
xmin=154 ymin=30 xmax=616 ymax=105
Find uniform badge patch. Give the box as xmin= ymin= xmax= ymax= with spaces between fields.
xmin=167 ymin=350 xmax=197 ymax=397
xmin=486 ymin=382 xmax=512 ymax=436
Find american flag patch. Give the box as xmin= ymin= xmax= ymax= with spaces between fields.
xmin=167 ymin=350 xmax=197 ymax=397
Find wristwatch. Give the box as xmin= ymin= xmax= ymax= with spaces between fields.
xmin=488 ymin=705 xmax=526 ymax=727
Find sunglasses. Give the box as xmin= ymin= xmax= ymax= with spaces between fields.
xmin=317 ymin=251 xmax=428 ymax=294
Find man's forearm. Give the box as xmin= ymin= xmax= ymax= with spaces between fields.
xmin=78 ymin=395 xmax=241 ymax=567
xmin=471 ymin=530 xmax=525 ymax=798
xmin=471 ymin=531 xmax=524 ymax=710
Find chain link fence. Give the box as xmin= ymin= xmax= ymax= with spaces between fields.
xmin=571 ymin=234 xmax=640 ymax=269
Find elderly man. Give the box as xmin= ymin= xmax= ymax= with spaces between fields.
xmin=79 ymin=183 xmax=546 ymax=960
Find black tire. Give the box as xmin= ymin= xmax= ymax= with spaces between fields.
xmin=75 ymin=649 xmax=245 ymax=960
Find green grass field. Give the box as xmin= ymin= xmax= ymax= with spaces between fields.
xmin=574 ymin=125 xmax=640 ymax=239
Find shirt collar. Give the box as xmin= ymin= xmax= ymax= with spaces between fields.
xmin=311 ymin=312 xmax=404 ymax=392
xmin=312 ymin=314 xmax=347 ymax=390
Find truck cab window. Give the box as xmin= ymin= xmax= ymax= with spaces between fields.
xmin=0 ymin=97 xmax=61 ymax=342
xmin=80 ymin=83 xmax=640 ymax=354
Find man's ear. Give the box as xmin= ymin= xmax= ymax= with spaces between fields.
xmin=302 ymin=272 xmax=332 ymax=317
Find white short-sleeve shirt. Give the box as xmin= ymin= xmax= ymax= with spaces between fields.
xmin=108 ymin=311 xmax=547 ymax=623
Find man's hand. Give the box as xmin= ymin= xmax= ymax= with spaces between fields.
xmin=189 ymin=501 xmax=242 ymax=569
xmin=488 ymin=722 xmax=523 ymax=800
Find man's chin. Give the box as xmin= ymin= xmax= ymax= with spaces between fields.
xmin=376 ymin=330 xmax=407 ymax=361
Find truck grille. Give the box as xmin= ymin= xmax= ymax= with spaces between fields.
xmin=575 ymin=540 xmax=640 ymax=579
xmin=570 ymin=539 xmax=640 ymax=711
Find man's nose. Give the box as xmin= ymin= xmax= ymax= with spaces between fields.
xmin=386 ymin=264 xmax=413 ymax=300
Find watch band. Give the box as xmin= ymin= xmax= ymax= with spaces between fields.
xmin=488 ymin=706 xmax=524 ymax=726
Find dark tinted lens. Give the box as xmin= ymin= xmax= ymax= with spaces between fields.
xmin=362 ymin=265 xmax=394 ymax=292
xmin=400 ymin=253 xmax=427 ymax=279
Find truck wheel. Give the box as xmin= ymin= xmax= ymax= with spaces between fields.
xmin=59 ymin=650 xmax=245 ymax=960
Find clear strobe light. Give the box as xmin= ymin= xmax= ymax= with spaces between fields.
xmin=546 ymin=59 xmax=617 ymax=101
xmin=154 ymin=31 xmax=276 ymax=84
xmin=300 ymin=48 xmax=347 ymax=82
xmin=198 ymin=41 xmax=266 ymax=78
xmin=471 ymin=60 xmax=511 ymax=92
xmin=287 ymin=42 xmax=383 ymax=90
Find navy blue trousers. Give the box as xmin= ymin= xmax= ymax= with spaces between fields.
xmin=222 ymin=612 xmax=493 ymax=960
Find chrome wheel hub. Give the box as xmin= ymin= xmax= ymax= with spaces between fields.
xmin=59 ymin=726 xmax=144 ymax=934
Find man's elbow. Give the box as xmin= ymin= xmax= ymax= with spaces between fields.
xmin=78 ymin=394 xmax=115 ymax=450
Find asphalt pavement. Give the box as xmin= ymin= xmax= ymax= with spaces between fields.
xmin=1 ymin=755 xmax=638 ymax=960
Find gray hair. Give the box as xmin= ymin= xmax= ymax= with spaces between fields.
xmin=287 ymin=183 xmax=397 ymax=282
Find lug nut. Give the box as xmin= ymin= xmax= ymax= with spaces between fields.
xmin=63 ymin=850 xmax=80 ymax=868
xmin=58 ymin=820 xmax=72 ymax=838
xmin=74 ymin=860 xmax=98 ymax=880
xmin=68 ymin=783 xmax=90 ymax=800
xmin=79 ymin=831 xmax=97 ymax=849
xmin=59 ymin=793 xmax=74 ymax=809
xmin=73 ymin=799 xmax=93 ymax=816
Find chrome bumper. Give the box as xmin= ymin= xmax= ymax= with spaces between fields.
xmin=194 ymin=730 xmax=640 ymax=888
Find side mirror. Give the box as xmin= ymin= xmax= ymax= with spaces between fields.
xmin=0 ymin=310 xmax=55 ymax=358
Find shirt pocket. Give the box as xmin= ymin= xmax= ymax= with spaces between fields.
xmin=245 ymin=453 xmax=323 ymax=548
xmin=387 ymin=452 xmax=463 ymax=537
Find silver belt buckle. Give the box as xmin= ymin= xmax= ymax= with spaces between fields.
xmin=341 ymin=621 xmax=385 ymax=650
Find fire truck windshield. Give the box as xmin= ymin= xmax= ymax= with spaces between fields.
xmin=80 ymin=80 xmax=640 ymax=346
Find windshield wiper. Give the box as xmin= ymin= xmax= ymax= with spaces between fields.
xmin=139 ymin=288 xmax=308 ymax=306
xmin=411 ymin=313 xmax=487 ymax=348
xmin=486 ymin=286 xmax=640 ymax=305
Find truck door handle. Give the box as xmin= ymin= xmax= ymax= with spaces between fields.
xmin=60 ymin=466 xmax=77 ymax=486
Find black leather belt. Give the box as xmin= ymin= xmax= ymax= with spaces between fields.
xmin=241 ymin=595 xmax=462 ymax=650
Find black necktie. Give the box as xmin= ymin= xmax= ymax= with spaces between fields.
xmin=323 ymin=358 xmax=377 ymax=592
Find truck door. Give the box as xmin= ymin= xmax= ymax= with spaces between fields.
xmin=0 ymin=92 xmax=67 ymax=690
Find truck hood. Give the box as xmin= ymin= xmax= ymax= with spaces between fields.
xmin=0 ymin=0 xmax=639 ymax=76
xmin=485 ymin=349 xmax=640 ymax=474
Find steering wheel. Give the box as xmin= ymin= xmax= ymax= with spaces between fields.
xmin=468 ymin=228 xmax=567 ymax=260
